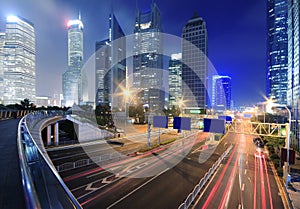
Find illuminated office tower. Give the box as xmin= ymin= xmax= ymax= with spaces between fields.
xmin=133 ymin=2 xmax=164 ymax=111
xmin=182 ymin=12 xmax=207 ymax=112
xmin=287 ymin=0 xmax=300 ymax=108
xmin=168 ymin=53 xmax=182 ymax=109
xmin=0 ymin=32 xmax=5 ymax=103
xmin=287 ymin=0 xmax=300 ymax=148
xmin=95 ymin=13 xmax=126 ymax=109
xmin=267 ymin=0 xmax=288 ymax=104
xmin=212 ymin=75 xmax=231 ymax=111
xmin=3 ymin=16 xmax=35 ymax=105
xmin=62 ymin=14 xmax=86 ymax=107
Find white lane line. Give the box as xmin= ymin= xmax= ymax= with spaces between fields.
xmin=107 ymin=168 xmax=169 ymax=209
xmin=241 ymin=183 xmax=245 ymax=191
xmin=244 ymin=169 xmax=247 ymax=175
xmin=191 ymin=145 xmax=203 ymax=154
xmin=246 ymin=160 xmax=248 ymax=165
xmin=238 ymin=204 xmax=242 ymax=209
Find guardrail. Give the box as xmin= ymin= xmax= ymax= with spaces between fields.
xmin=56 ymin=148 xmax=137 ymax=172
xmin=0 ymin=109 xmax=33 ymax=119
xmin=17 ymin=112 xmax=82 ymax=209
xmin=178 ymin=145 xmax=233 ymax=209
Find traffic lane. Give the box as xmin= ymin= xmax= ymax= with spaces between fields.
xmin=95 ymin=133 xmax=236 ymax=209
xmin=69 ymin=138 xmax=200 ymax=203
xmin=193 ymin=134 xmax=239 ymax=209
xmin=62 ymin=131 xmax=207 ymax=181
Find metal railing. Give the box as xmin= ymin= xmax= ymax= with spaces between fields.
xmin=17 ymin=112 xmax=82 ymax=209
xmin=178 ymin=145 xmax=233 ymax=209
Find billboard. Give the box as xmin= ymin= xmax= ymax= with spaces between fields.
xmin=173 ymin=117 xmax=191 ymax=130
xmin=203 ymin=118 xmax=225 ymax=134
xmin=153 ymin=116 xmax=168 ymax=128
xmin=218 ymin=115 xmax=232 ymax=123
xmin=281 ymin=148 xmax=295 ymax=164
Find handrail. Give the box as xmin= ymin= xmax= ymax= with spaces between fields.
xmin=17 ymin=111 xmax=82 ymax=209
xmin=17 ymin=117 xmax=41 ymax=209
xmin=24 ymin=114 xmax=82 ymax=209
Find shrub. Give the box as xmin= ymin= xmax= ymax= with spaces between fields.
xmin=277 ymin=167 xmax=283 ymax=177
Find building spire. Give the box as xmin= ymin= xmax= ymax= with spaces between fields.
xmin=78 ymin=10 xmax=81 ymax=20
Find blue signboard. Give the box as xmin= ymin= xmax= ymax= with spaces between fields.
xmin=218 ymin=115 xmax=232 ymax=123
xmin=203 ymin=118 xmax=225 ymax=134
xmin=173 ymin=117 xmax=191 ymax=130
xmin=153 ymin=116 xmax=168 ymax=128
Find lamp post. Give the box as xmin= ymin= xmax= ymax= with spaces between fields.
xmin=271 ymin=103 xmax=291 ymax=187
xmin=124 ymin=90 xmax=130 ymax=137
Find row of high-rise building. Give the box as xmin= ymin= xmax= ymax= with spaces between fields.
xmin=94 ymin=2 xmax=232 ymax=114
xmin=0 ymin=2 xmax=232 ymax=113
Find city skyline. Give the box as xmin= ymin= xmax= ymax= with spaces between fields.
xmin=0 ymin=0 xmax=266 ymax=107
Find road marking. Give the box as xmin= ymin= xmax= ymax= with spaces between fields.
xmin=191 ymin=145 xmax=204 ymax=154
xmin=85 ymin=183 xmax=97 ymax=191
xmin=107 ymin=168 xmax=169 ymax=209
xmin=244 ymin=169 xmax=247 ymax=175
xmin=246 ymin=160 xmax=248 ymax=165
xmin=102 ymin=176 xmax=113 ymax=184
xmin=238 ymin=204 xmax=242 ymax=209
xmin=248 ymin=177 xmax=251 ymax=183
xmin=241 ymin=183 xmax=245 ymax=191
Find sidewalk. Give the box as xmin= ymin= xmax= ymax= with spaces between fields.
xmin=288 ymin=152 xmax=300 ymax=209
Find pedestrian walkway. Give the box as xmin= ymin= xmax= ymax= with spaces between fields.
xmin=0 ymin=119 xmax=25 ymax=209
xmin=288 ymin=151 xmax=300 ymax=209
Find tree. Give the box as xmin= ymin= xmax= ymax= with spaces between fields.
xmin=20 ymin=98 xmax=35 ymax=109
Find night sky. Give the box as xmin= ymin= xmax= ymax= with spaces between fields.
xmin=0 ymin=0 xmax=266 ymax=107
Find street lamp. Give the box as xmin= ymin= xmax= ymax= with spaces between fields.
xmin=124 ymin=89 xmax=130 ymax=136
xmin=270 ymin=102 xmax=291 ymax=188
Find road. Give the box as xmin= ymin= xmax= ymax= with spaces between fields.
xmin=55 ymin=131 xmax=231 ymax=209
xmin=48 ymin=126 xmax=285 ymax=209
xmin=193 ymin=132 xmax=284 ymax=209
xmin=0 ymin=119 xmax=26 ymax=209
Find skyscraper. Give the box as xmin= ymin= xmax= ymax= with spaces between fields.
xmin=168 ymin=53 xmax=182 ymax=109
xmin=287 ymin=0 xmax=300 ymax=148
xmin=62 ymin=15 xmax=85 ymax=107
xmin=2 ymin=16 xmax=35 ymax=105
xmin=287 ymin=0 xmax=300 ymax=108
xmin=212 ymin=75 xmax=231 ymax=111
xmin=133 ymin=2 xmax=164 ymax=111
xmin=95 ymin=13 xmax=126 ymax=109
xmin=267 ymin=0 xmax=288 ymax=104
xmin=182 ymin=12 xmax=208 ymax=112
xmin=0 ymin=32 xmax=5 ymax=104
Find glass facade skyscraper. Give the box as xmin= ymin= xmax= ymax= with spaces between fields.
xmin=182 ymin=13 xmax=208 ymax=111
xmin=212 ymin=75 xmax=231 ymax=111
xmin=0 ymin=32 xmax=5 ymax=104
xmin=62 ymin=16 xmax=85 ymax=107
xmin=2 ymin=16 xmax=36 ymax=105
xmin=95 ymin=14 xmax=126 ymax=109
xmin=267 ymin=0 xmax=288 ymax=104
xmin=168 ymin=53 xmax=182 ymax=109
xmin=133 ymin=2 xmax=164 ymax=111
xmin=287 ymin=0 xmax=300 ymax=149
xmin=287 ymin=0 xmax=300 ymax=108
